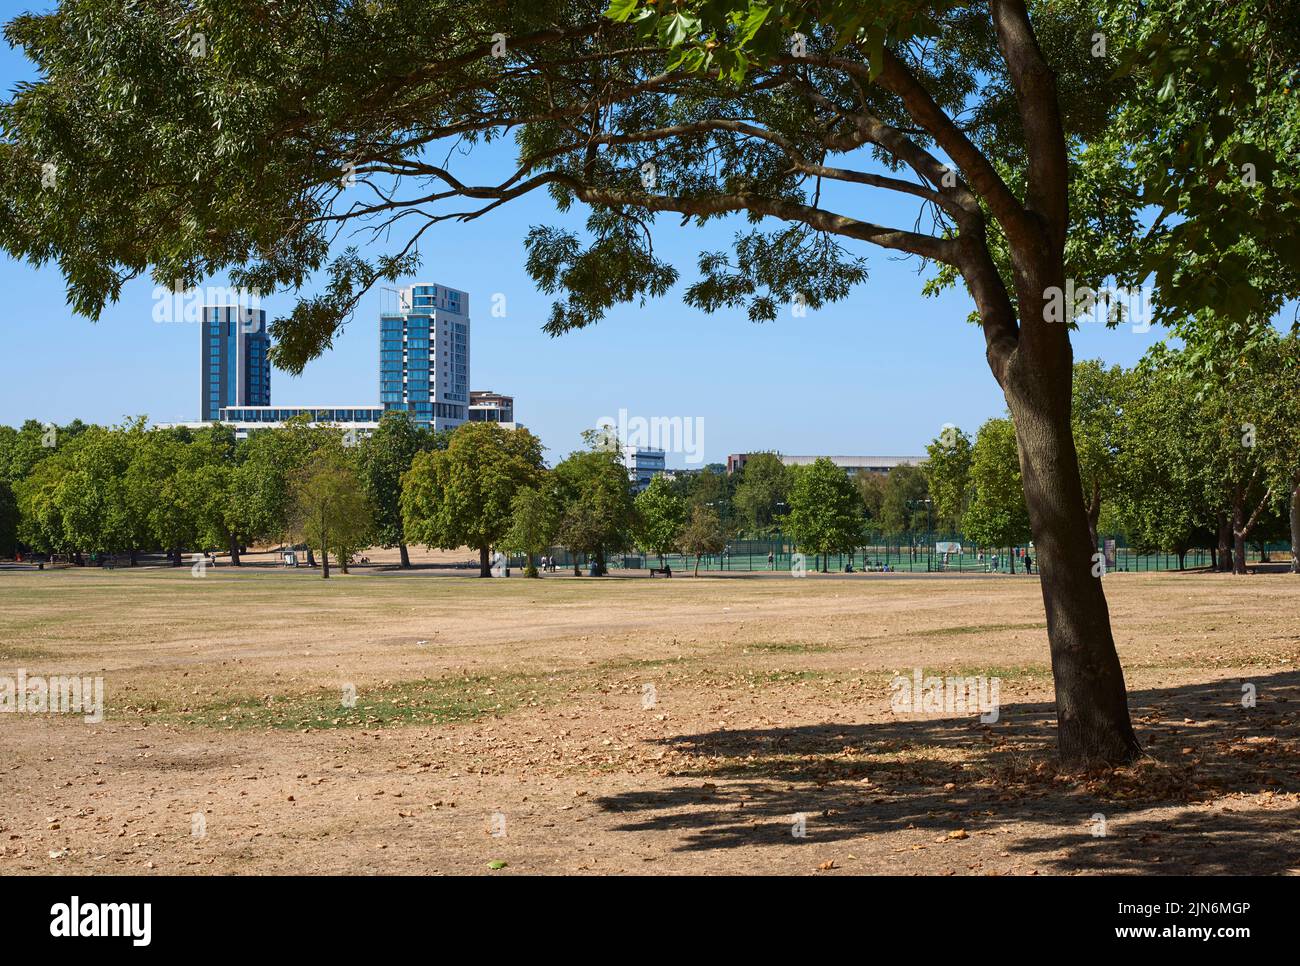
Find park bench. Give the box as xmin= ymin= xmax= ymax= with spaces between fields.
xmin=649 ymin=567 xmax=672 ymax=577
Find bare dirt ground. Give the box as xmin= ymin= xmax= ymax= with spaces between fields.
xmin=2 ymin=557 xmax=1298 ymax=875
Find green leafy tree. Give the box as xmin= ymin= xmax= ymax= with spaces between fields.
xmin=179 ymin=433 xmax=242 ymax=565
xmin=1072 ymin=360 xmax=1132 ymax=550
xmin=731 ymin=451 xmax=789 ymax=533
xmin=1111 ymin=350 xmax=1210 ymax=569
xmin=923 ymin=428 xmax=972 ymax=532
xmin=234 ymin=417 xmax=339 ymax=561
xmin=357 ymin=410 xmax=431 ymax=567
xmin=402 ymin=422 xmax=545 ymax=576
xmin=878 ymin=464 xmax=929 ymax=534
xmin=552 ymin=444 xmax=637 ymax=575
xmin=633 ymin=473 xmax=688 ymax=566
xmin=289 ymin=446 xmax=374 ymax=579
xmin=128 ymin=426 xmax=200 ymax=565
xmin=784 ymin=458 xmax=864 ymax=572
xmin=678 ymin=504 xmax=726 ymax=576
xmin=854 ymin=471 xmax=887 ymax=528
xmin=503 ymin=484 xmax=559 ymax=577
xmin=14 ymin=453 xmax=72 ymax=559
xmin=0 ymin=478 xmax=17 ymax=557
xmin=55 ymin=424 xmax=139 ymax=562
xmin=962 ymin=418 xmax=1031 ymax=568
xmin=684 ymin=465 xmax=734 ymax=528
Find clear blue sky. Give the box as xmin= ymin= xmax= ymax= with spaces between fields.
xmin=0 ymin=20 xmax=1170 ymax=467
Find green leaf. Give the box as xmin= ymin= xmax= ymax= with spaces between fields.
xmin=602 ymin=0 xmax=640 ymax=24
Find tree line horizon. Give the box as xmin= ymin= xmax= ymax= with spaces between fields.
xmin=3 ymin=335 xmax=1295 ymax=579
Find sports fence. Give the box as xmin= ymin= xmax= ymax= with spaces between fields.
xmin=519 ymin=532 xmax=1290 ymax=575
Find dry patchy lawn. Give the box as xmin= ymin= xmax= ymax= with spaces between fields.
xmin=1 ymin=559 xmax=1298 ymax=875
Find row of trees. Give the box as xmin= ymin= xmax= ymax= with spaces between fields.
xmin=0 ymin=413 xmax=453 ymax=576
xmin=924 ymin=335 xmax=1300 ymax=574
xmin=401 ymin=426 xmax=731 ymax=577
xmin=720 ymin=451 xmax=937 ymax=538
xmin=8 ymin=331 xmax=1293 ymax=578
xmin=0 ymin=415 xmax=731 ymax=579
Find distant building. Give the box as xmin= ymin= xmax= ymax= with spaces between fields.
xmin=623 ymin=446 xmax=666 ymax=492
xmin=379 ymin=282 xmax=470 ymax=430
xmin=164 ymin=405 xmax=384 ymax=441
xmin=727 ymin=453 xmax=925 ymax=476
xmin=468 ymin=390 xmax=515 ymax=425
xmin=201 ymin=306 xmax=270 ymax=421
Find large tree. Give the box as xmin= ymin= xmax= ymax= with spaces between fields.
xmin=731 ymin=451 xmax=789 ymax=532
xmin=289 ymin=444 xmax=374 ymax=578
xmin=633 ymin=472 xmax=688 ymax=567
xmin=1071 ymin=360 xmax=1131 ymax=551
xmin=504 ymin=484 xmax=559 ymax=577
xmin=678 ymin=503 xmax=727 ymax=576
xmin=402 ymin=422 xmax=545 ymax=576
xmin=784 ymin=458 xmax=864 ymax=572
xmin=877 ymin=464 xmax=930 ymax=534
xmin=5 ymin=0 xmax=1299 ymax=761
xmin=552 ymin=444 xmax=637 ymax=575
xmin=356 ymin=410 xmax=434 ymax=568
xmin=1111 ymin=350 xmax=1210 ymax=569
xmin=923 ymin=427 xmax=972 ymax=533
xmin=962 ymin=417 xmax=1032 ymax=569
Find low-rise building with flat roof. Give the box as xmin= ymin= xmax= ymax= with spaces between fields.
xmin=727 ymin=453 xmax=925 ymax=476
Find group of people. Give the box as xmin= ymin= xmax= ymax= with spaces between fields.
xmin=977 ymin=548 xmax=1033 ymax=573
xmin=537 ymin=555 xmax=559 ymax=572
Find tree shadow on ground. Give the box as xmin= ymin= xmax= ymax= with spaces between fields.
xmin=595 ymin=671 xmax=1300 ymax=873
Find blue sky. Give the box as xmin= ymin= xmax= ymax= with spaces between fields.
xmin=0 ymin=20 xmax=1171 ymax=467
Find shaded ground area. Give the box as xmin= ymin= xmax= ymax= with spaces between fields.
xmin=0 ymin=566 xmax=1297 ymax=874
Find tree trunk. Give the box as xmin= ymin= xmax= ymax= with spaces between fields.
xmin=1004 ymin=386 xmax=1140 ymax=762
xmin=321 ymin=540 xmax=330 ymax=579
xmin=340 ymin=552 xmax=349 ymax=575
xmin=1217 ymin=519 xmax=1233 ymax=573
xmin=694 ymin=554 xmax=700 ymax=577
xmin=306 ymin=547 xmax=317 ymax=567
xmin=479 ymin=544 xmax=491 ymax=577
xmin=399 ymin=542 xmax=411 ymax=568
xmin=227 ymin=534 xmax=242 ymax=566
xmin=993 ymin=266 xmax=1141 ymax=765
xmin=525 ymin=553 xmax=538 ymax=578
xmin=573 ymin=555 xmax=581 ymax=576
xmin=1291 ymin=482 xmax=1300 ymax=574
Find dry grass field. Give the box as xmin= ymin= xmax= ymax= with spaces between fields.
xmin=2 ymin=558 xmax=1298 ymax=875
